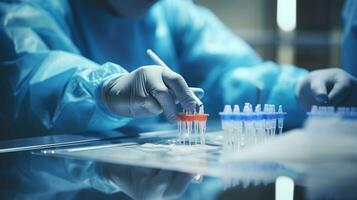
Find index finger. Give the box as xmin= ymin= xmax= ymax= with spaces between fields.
xmin=162 ymin=70 xmax=197 ymax=111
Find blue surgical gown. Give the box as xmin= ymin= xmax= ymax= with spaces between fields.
xmin=0 ymin=0 xmax=308 ymax=198
xmin=342 ymin=0 xmax=357 ymax=77
xmin=0 ymin=0 xmax=308 ymax=138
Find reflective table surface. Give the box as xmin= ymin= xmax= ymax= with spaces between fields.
xmin=1 ymin=119 xmax=357 ymax=200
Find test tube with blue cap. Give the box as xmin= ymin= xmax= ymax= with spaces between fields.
xmin=220 ymin=103 xmax=287 ymax=151
xmin=277 ymin=105 xmax=285 ymax=135
xmin=254 ymin=104 xmax=264 ymax=143
xmin=233 ymin=105 xmax=242 ymax=151
xmin=221 ymin=105 xmax=233 ymax=148
xmin=307 ymin=105 xmax=357 ymax=119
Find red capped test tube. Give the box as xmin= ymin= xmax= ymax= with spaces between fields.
xmin=177 ymin=106 xmax=208 ymax=145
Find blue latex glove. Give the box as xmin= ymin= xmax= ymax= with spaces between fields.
xmin=295 ymin=68 xmax=357 ymax=110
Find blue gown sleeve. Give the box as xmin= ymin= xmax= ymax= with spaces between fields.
xmin=342 ymin=0 xmax=357 ymax=77
xmin=163 ymin=0 xmax=308 ymax=128
xmin=0 ymin=1 xmax=131 ymax=138
xmin=0 ymin=1 xmax=128 ymax=195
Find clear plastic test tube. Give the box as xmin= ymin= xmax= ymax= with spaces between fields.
xmin=271 ymin=105 xmax=277 ymax=136
xmin=197 ymin=106 xmax=209 ymax=145
xmin=186 ymin=111 xmax=195 ymax=145
xmin=233 ymin=105 xmax=241 ymax=151
xmin=177 ymin=114 xmax=183 ymax=144
xmin=177 ymin=112 xmax=188 ymax=144
xmin=277 ymin=105 xmax=284 ymax=135
xmin=268 ymin=104 xmax=274 ymax=137
xmin=193 ymin=109 xmax=199 ymax=145
xmin=243 ymin=103 xmax=253 ymax=148
xmin=220 ymin=105 xmax=232 ymax=149
xmin=254 ymin=104 xmax=264 ymax=144
xmin=263 ymin=104 xmax=270 ymax=139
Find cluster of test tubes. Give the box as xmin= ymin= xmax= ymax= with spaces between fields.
xmin=177 ymin=106 xmax=209 ymax=145
xmin=219 ymin=103 xmax=286 ymax=151
xmin=308 ymin=105 xmax=357 ymax=119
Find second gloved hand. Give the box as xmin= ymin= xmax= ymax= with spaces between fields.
xmin=295 ymin=68 xmax=357 ymax=110
xmin=101 ymin=65 xmax=201 ymax=122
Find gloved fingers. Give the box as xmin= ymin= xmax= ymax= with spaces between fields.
xmin=310 ymin=78 xmax=328 ymax=103
xmin=327 ymin=79 xmax=352 ymax=105
xmin=162 ymin=70 xmax=197 ymax=110
xmin=171 ymin=87 xmax=204 ymax=104
xmin=149 ymin=85 xmax=177 ymax=123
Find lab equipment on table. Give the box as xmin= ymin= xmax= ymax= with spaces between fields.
xmin=307 ymin=105 xmax=357 ymax=119
xmin=300 ymin=105 xmax=357 ymax=138
xmin=177 ymin=106 xmax=209 ymax=145
xmin=219 ymin=103 xmax=286 ymax=151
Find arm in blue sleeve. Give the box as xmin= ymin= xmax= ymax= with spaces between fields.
xmin=0 ymin=2 xmax=131 ymax=138
xmin=0 ymin=2 xmax=128 ymax=195
xmin=164 ymin=0 xmax=308 ymax=128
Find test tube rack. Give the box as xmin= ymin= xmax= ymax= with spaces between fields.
xmin=177 ymin=106 xmax=209 ymax=145
xmin=308 ymin=105 xmax=357 ymax=119
xmin=219 ymin=103 xmax=286 ymax=151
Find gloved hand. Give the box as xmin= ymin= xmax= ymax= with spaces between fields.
xmin=295 ymin=68 xmax=357 ymax=110
xmin=101 ymin=163 xmax=193 ymax=200
xmin=101 ymin=65 xmax=203 ymax=122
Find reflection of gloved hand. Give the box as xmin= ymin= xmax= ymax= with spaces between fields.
xmin=101 ymin=65 xmax=203 ymax=123
xmin=102 ymin=163 xmax=193 ymax=200
xmin=295 ymin=68 xmax=357 ymax=110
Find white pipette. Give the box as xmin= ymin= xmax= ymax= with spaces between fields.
xmin=146 ymin=49 xmax=203 ymax=107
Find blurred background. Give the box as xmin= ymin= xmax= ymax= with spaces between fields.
xmin=195 ymin=0 xmax=344 ymax=71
